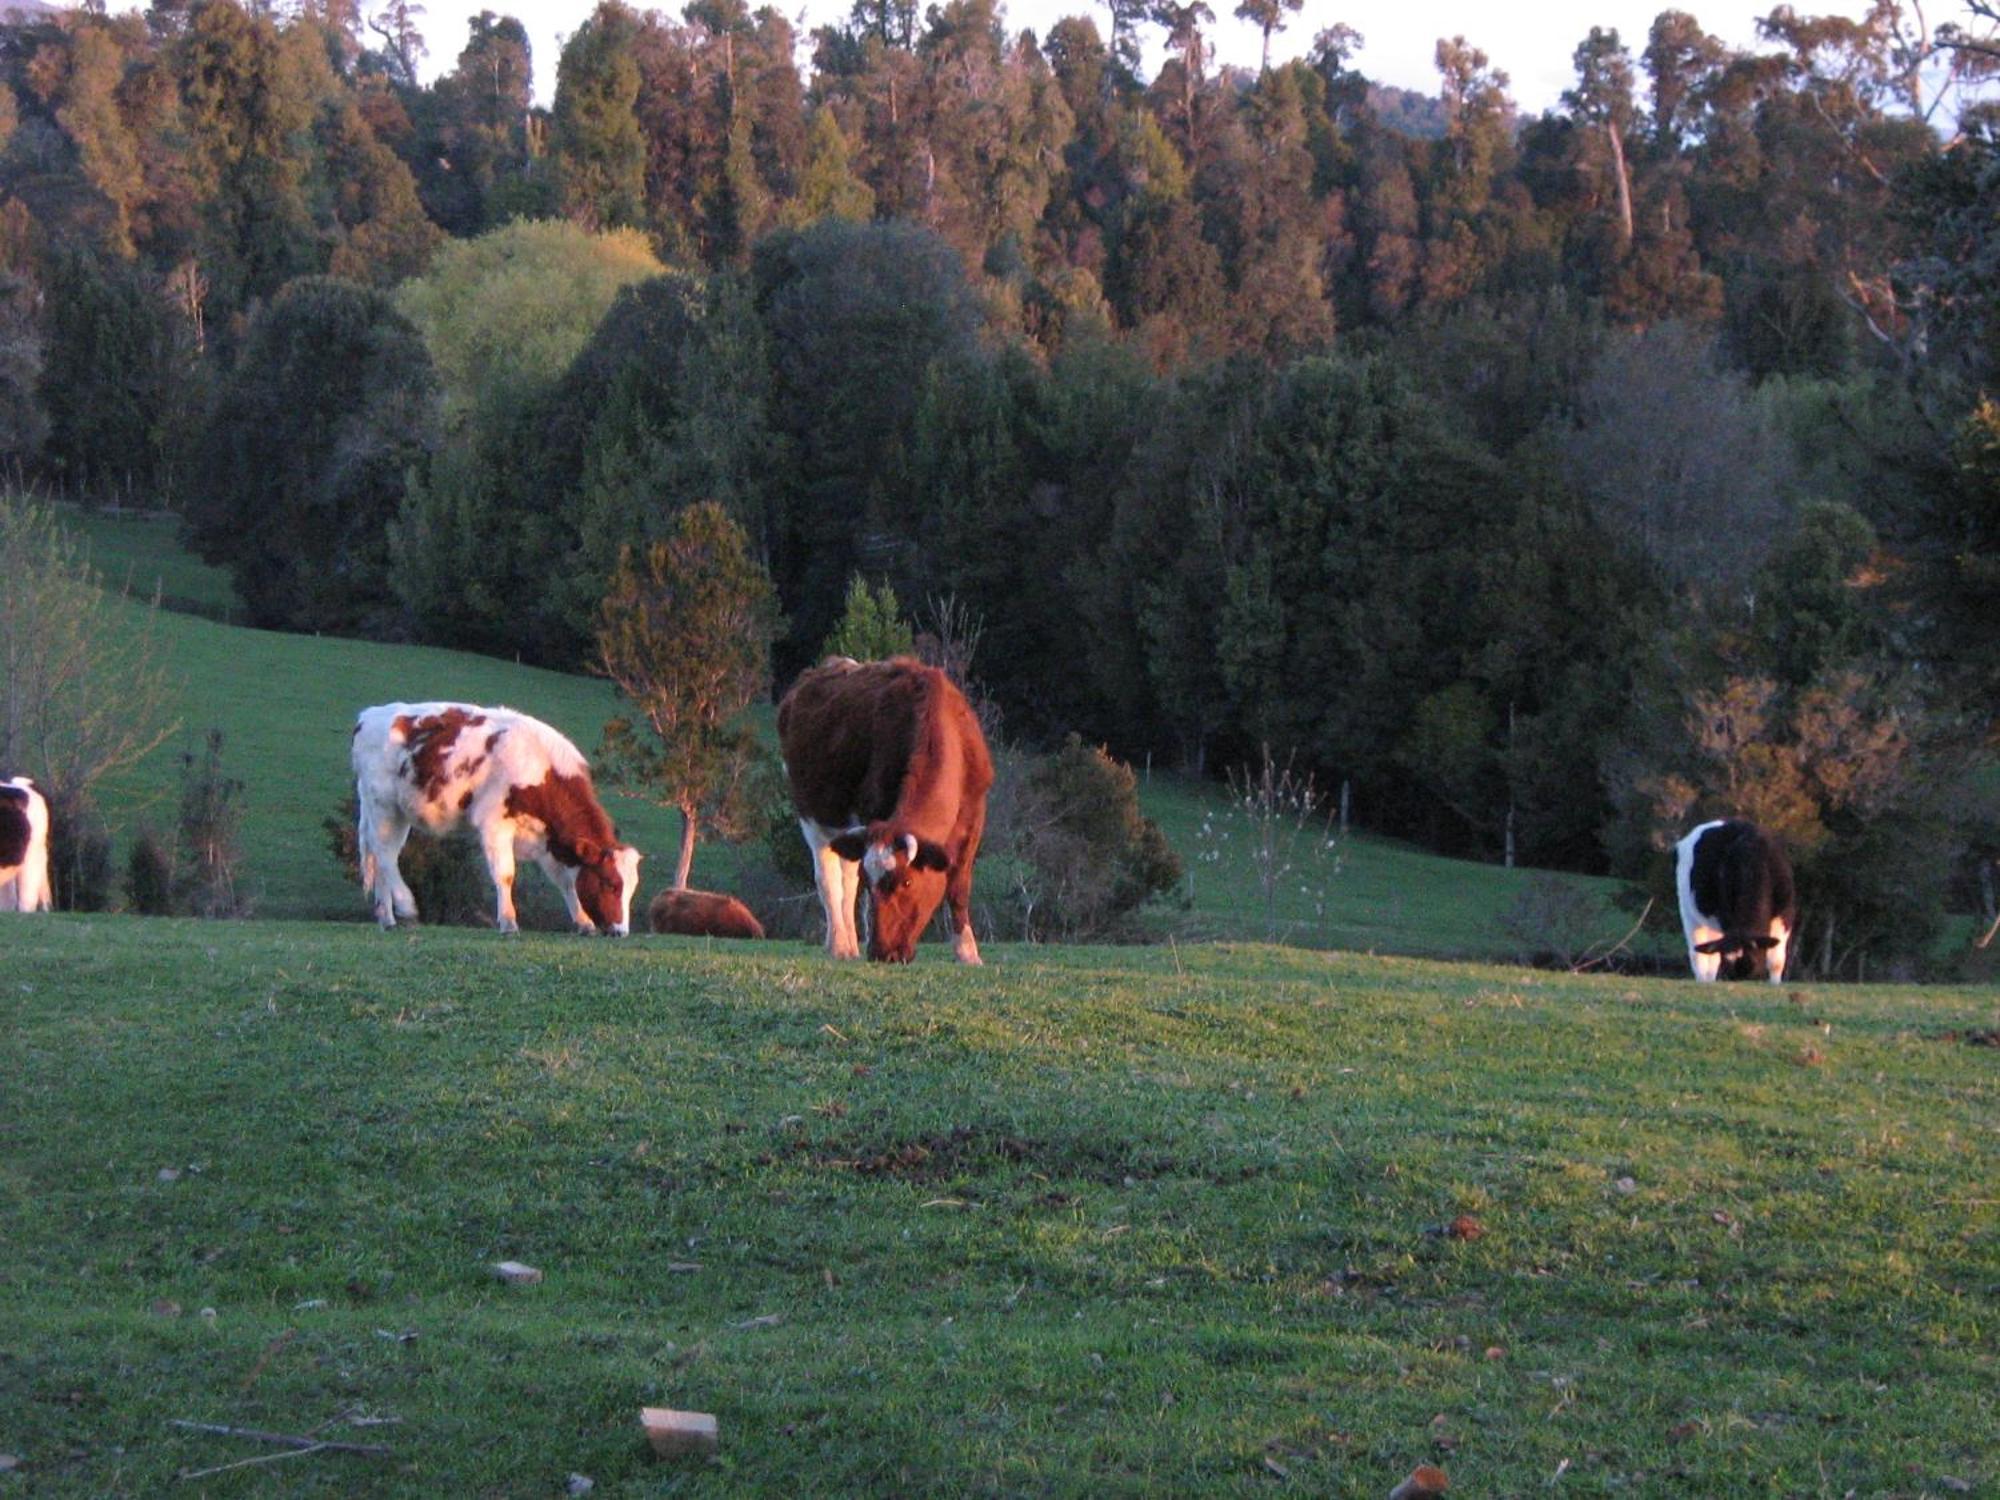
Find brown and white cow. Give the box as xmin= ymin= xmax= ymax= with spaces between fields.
xmin=352 ymin=702 xmax=642 ymax=934
xmin=777 ymin=656 xmax=992 ymax=964
xmin=0 ymin=775 xmax=51 ymax=913
xmin=649 ymin=887 xmax=766 ymax=940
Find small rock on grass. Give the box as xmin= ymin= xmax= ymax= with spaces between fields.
xmin=565 ymin=1474 xmax=595 ymax=1495
xmin=492 ymin=1261 xmax=543 ymax=1286
xmin=641 ymin=1408 xmax=719 ymax=1459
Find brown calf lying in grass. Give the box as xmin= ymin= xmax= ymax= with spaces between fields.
xmin=648 ymin=887 xmax=765 ymax=940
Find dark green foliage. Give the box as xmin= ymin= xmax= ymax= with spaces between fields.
xmin=753 ymin=219 xmax=981 ymax=665
xmin=188 ymin=276 xmax=437 ymax=634
xmin=124 ymin=824 xmax=174 ymax=915
xmin=531 ymin=270 xmax=782 ymax=654
xmin=47 ymin=804 xmax=112 ymax=912
xmin=0 ymin=269 xmax=45 ymax=463
xmin=550 ymin=0 xmax=646 ymax=229
xmin=38 ymin=248 xmax=183 ymax=496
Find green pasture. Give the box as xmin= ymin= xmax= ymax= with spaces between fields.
xmin=2 ymin=919 xmax=1994 ymax=1495
xmin=57 ymin=505 xmax=241 ymax=619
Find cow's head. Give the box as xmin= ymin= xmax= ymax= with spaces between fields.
xmin=830 ymin=826 xmax=951 ymax=963
xmin=574 ymin=840 xmax=642 ymax=935
xmin=1694 ymin=931 xmax=1780 ymax=981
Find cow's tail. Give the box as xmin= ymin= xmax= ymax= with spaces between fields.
xmin=356 ymin=791 xmax=377 ymax=896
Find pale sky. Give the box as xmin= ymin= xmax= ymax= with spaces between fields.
xmin=416 ymin=0 xmax=1881 ymax=116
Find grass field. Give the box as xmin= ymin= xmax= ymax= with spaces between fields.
xmin=57 ymin=506 xmax=241 ymax=620
xmin=3 ymin=918 xmax=1994 ymax=1495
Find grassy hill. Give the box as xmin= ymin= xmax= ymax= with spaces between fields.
xmin=3 ymin=919 xmax=1994 ymax=1495
xmin=61 ymin=504 xmax=1634 ymax=958
xmin=97 ymin=598 xmax=1639 ymax=957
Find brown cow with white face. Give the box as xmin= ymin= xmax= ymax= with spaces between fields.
xmin=777 ymin=657 xmax=992 ymax=964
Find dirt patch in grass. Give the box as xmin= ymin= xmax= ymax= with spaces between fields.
xmin=774 ymin=1123 xmax=1251 ymax=1186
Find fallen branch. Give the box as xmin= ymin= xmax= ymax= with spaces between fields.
xmin=168 ymin=1420 xmax=391 ymax=1459
xmin=238 ymin=1328 xmax=295 ymax=1392
xmin=1974 ymin=908 xmax=2000 ymax=951
xmin=1573 ymin=898 xmax=1654 ymax=974
xmin=177 ymin=1446 xmax=326 ymax=1481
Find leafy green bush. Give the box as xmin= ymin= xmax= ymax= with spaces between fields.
xmin=1004 ymin=735 xmax=1182 ymax=941
xmin=324 ymin=795 xmax=494 ymax=927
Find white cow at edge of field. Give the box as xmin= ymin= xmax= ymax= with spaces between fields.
xmin=0 ymin=775 xmax=51 ymax=913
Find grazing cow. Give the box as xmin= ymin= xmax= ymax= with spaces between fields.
xmin=352 ymin=702 xmax=642 ymax=934
xmin=0 ymin=776 xmax=51 ymax=913
xmin=649 ymin=887 xmax=765 ymax=940
xmin=1675 ymin=819 xmax=1796 ymax=983
xmin=778 ymin=656 xmax=992 ymax=964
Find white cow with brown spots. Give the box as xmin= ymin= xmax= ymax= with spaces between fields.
xmin=351 ymin=702 xmax=642 ymax=934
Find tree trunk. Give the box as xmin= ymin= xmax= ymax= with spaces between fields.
xmin=675 ymin=804 xmax=697 ymax=891
xmin=1607 ymin=121 xmax=1634 ymax=248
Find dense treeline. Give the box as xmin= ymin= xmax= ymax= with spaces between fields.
xmin=3 ymin=0 xmax=1999 ymax=972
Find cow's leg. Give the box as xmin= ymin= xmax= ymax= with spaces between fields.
xmin=945 ymin=809 xmax=985 ymax=965
xmin=802 ymin=820 xmax=860 ymax=958
xmin=0 ymin=870 xmax=18 ymax=911
xmin=362 ymin=812 xmax=417 ymax=927
xmin=537 ymin=852 xmax=596 ymax=934
xmin=481 ymin=823 xmax=521 ymax=933
xmin=24 ymin=855 xmax=50 ymax=913
xmin=1766 ymin=918 xmax=1791 ymax=984
xmin=1686 ymin=924 xmax=1722 ymax=982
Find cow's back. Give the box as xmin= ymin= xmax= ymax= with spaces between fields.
xmin=778 ymin=661 xmax=926 ymax=828
xmin=353 ymin=702 xmax=585 ymax=830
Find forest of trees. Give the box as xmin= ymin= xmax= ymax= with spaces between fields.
xmin=3 ymin=0 xmax=2000 ymax=973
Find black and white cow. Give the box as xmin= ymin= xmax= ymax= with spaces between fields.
xmin=1675 ymin=819 xmax=1796 ymax=983
xmin=0 ymin=775 xmax=52 ymax=913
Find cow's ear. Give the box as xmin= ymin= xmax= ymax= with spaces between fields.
xmin=1693 ymin=937 xmax=1728 ymax=954
xmin=910 ymin=839 xmax=950 ymax=873
xmin=1749 ymin=934 xmax=1781 ymax=950
xmin=575 ymin=837 xmax=603 ymax=864
xmin=829 ymin=830 xmax=870 ymax=861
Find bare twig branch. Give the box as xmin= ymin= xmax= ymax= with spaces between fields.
xmin=167 ymin=1420 xmax=392 ymax=1459
xmin=1573 ymin=897 xmax=1655 ymax=973
xmin=177 ymin=1445 xmax=328 ymax=1481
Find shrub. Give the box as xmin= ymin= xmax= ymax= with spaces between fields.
xmin=125 ymin=826 xmax=175 ymax=916
xmin=324 ymin=794 xmax=494 ymax=926
xmin=1193 ymin=746 xmax=1341 ymax=943
xmin=49 ymin=807 xmax=113 ymax=913
xmin=1003 ymin=735 xmax=1182 ymax=941
xmin=1496 ymin=874 xmax=1610 ymax=970
xmin=175 ymin=729 xmax=247 ymax=918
